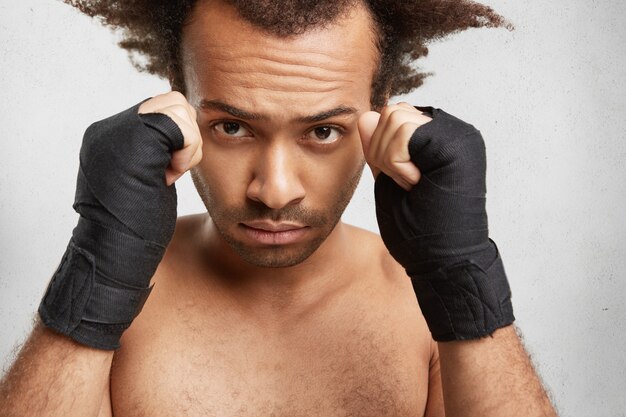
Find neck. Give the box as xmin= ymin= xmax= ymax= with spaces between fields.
xmin=197 ymin=214 xmax=353 ymax=320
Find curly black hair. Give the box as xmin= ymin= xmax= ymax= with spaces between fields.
xmin=62 ymin=0 xmax=512 ymax=109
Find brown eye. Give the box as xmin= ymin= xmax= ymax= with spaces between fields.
xmin=213 ymin=121 xmax=251 ymax=138
xmin=306 ymin=126 xmax=342 ymax=143
xmin=314 ymin=127 xmax=331 ymax=139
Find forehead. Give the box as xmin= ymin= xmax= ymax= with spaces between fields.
xmin=180 ymin=0 xmax=379 ymax=112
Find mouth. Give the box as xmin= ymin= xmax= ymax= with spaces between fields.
xmin=240 ymin=221 xmax=309 ymax=245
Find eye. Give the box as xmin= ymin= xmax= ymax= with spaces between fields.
xmin=305 ymin=126 xmax=343 ymax=144
xmin=213 ymin=121 xmax=251 ymax=138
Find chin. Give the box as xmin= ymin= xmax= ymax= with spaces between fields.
xmin=229 ymin=237 xmax=327 ymax=269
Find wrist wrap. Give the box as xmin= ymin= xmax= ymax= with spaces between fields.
xmin=38 ymin=102 xmax=184 ymax=350
xmin=375 ymin=107 xmax=515 ymax=341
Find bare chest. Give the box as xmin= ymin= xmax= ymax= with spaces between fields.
xmin=109 ymin=231 xmax=432 ymax=417
xmin=110 ymin=301 xmax=430 ymax=417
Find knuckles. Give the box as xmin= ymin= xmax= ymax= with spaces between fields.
xmin=398 ymin=122 xmax=419 ymax=141
xmin=381 ymin=104 xmax=425 ymax=130
xmin=386 ymin=109 xmax=405 ymax=127
xmin=167 ymin=90 xmax=186 ymax=102
xmin=366 ymin=104 xmax=431 ymax=184
xmin=155 ymin=91 xmax=187 ymax=107
xmin=380 ymin=104 xmax=406 ymax=125
xmin=383 ymin=152 xmax=396 ymax=167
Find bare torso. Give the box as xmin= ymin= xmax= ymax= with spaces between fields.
xmin=105 ymin=214 xmax=439 ymax=416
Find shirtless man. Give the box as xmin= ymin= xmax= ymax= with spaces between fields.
xmin=0 ymin=1 xmax=558 ymax=416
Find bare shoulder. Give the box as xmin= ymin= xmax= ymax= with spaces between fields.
xmin=171 ymin=213 xmax=207 ymax=250
xmin=174 ymin=212 xmax=206 ymax=229
xmin=342 ymin=223 xmax=409 ymax=286
xmin=336 ymin=222 xmax=424 ymax=315
xmin=151 ymin=213 xmax=207 ymax=276
xmin=341 ymin=222 xmax=430 ymax=332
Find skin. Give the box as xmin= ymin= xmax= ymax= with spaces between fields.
xmin=0 ymin=0 xmax=558 ymax=416
xmin=107 ymin=0 xmax=443 ymax=415
xmin=182 ymin=2 xmax=372 ymax=272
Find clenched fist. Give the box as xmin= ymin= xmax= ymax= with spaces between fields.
xmin=39 ymin=92 xmax=203 ymax=350
xmin=358 ymin=104 xmax=515 ymax=341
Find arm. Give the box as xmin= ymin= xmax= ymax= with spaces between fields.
xmin=423 ymin=324 xmax=555 ymax=417
xmin=0 ymin=92 xmax=201 ymax=416
xmin=358 ymin=104 xmax=558 ymax=415
xmin=438 ymin=326 xmax=556 ymax=416
xmin=0 ymin=321 xmax=113 ymax=417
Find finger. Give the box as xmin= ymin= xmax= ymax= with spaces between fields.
xmin=373 ymin=106 xmax=430 ymax=187
xmin=138 ymin=91 xmax=187 ymax=114
xmin=368 ymin=104 xmax=403 ymax=163
xmin=140 ymin=92 xmax=199 ymax=136
xmin=388 ymin=102 xmax=433 ymax=125
xmin=159 ymin=109 xmax=201 ymax=151
xmin=165 ymin=168 xmax=181 ymax=186
xmin=158 ymin=110 xmax=202 ymax=172
xmin=357 ymin=111 xmax=380 ymax=154
xmin=384 ymin=161 xmax=421 ymax=186
xmin=372 ymin=108 xmax=419 ymax=170
xmin=357 ymin=111 xmax=381 ymax=177
xmin=187 ymin=140 xmax=204 ymax=169
xmin=161 ymin=103 xmax=196 ymax=129
xmin=383 ymin=122 xmax=422 ymax=184
xmin=370 ymin=106 xmax=420 ymax=162
xmin=388 ymin=173 xmax=412 ymax=191
xmin=165 ymin=140 xmax=203 ymax=186
xmin=395 ymin=101 xmax=416 ymax=111
xmin=175 ymin=99 xmax=200 ymax=131
xmin=363 ymin=104 xmax=411 ymax=179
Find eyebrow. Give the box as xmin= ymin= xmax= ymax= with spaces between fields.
xmin=200 ymin=99 xmax=265 ymax=120
xmin=297 ymin=106 xmax=357 ymax=123
xmin=199 ymin=99 xmax=357 ymax=123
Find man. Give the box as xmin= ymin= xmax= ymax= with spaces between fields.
xmin=0 ymin=0 xmax=558 ymax=416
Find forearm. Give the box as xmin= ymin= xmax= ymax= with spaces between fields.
xmin=0 ymin=95 xmax=191 ymax=416
xmin=0 ymin=319 xmax=113 ymax=417
xmin=438 ymin=325 xmax=557 ymax=417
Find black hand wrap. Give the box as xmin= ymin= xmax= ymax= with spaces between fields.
xmin=38 ymin=102 xmax=184 ymax=350
xmin=375 ymin=107 xmax=514 ymax=341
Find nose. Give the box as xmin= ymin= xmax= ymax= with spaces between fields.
xmin=246 ymin=142 xmax=306 ymax=209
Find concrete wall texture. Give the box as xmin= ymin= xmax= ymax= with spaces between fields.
xmin=1 ymin=0 xmax=624 ymax=415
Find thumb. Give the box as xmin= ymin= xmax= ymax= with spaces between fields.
xmin=358 ymin=111 xmax=380 ymax=155
xmin=358 ymin=111 xmax=381 ymax=177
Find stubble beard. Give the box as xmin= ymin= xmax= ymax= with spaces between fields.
xmin=191 ymin=162 xmax=365 ymax=268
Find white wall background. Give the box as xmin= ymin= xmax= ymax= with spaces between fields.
xmin=1 ymin=0 xmax=624 ymax=415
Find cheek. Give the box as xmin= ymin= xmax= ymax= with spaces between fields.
xmin=303 ymin=135 xmax=365 ymax=199
xmin=194 ymin=139 xmax=253 ymax=205
xmin=335 ymin=132 xmax=366 ymax=175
